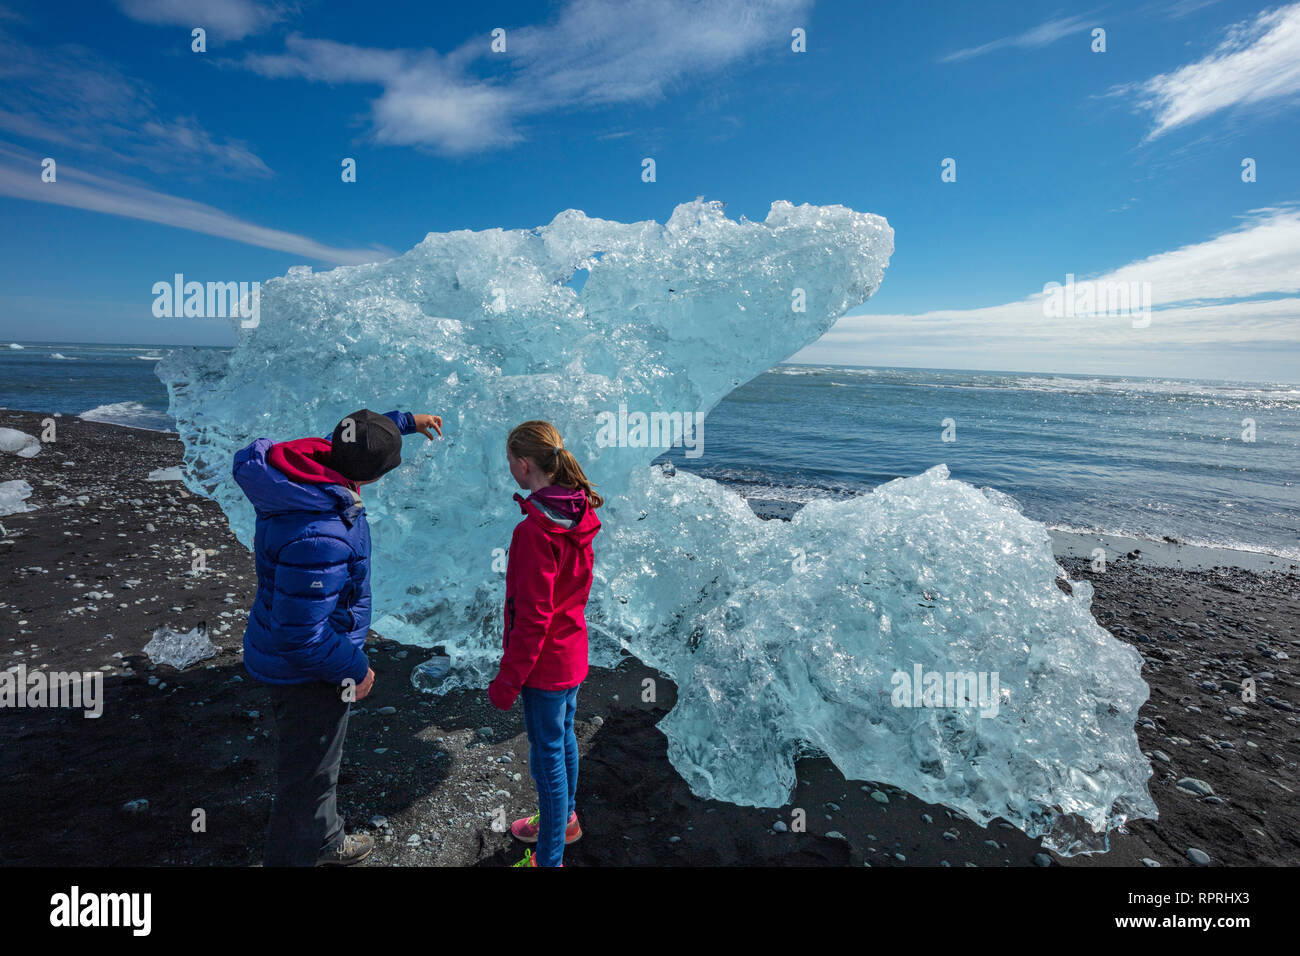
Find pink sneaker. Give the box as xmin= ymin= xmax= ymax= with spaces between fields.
xmin=510 ymin=811 xmax=581 ymax=844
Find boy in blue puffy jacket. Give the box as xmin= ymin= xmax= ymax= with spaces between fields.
xmin=233 ymin=408 xmax=441 ymax=866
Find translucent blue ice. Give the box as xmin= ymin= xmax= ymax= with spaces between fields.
xmin=160 ymin=199 xmax=1155 ymax=854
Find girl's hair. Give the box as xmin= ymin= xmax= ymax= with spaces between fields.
xmin=507 ymin=420 xmax=604 ymax=509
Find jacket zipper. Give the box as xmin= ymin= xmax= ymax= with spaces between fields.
xmin=506 ymin=596 xmax=515 ymax=647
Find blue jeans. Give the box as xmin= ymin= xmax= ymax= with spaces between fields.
xmin=520 ymin=683 xmax=580 ymax=867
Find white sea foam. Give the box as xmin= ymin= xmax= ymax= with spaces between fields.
xmin=78 ymin=402 xmax=173 ymax=431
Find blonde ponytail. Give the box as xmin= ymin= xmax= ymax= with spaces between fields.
xmin=507 ymin=420 xmax=604 ymax=509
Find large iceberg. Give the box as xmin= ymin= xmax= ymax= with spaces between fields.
xmin=159 ymin=199 xmax=1155 ymax=854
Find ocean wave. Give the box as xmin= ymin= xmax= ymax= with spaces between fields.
xmin=768 ymin=364 xmax=1299 ymax=403
xmin=693 ymin=467 xmax=864 ymax=503
xmin=7 ymin=343 xmax=23 ymax=349
xmin=918 ymin=374 xmax=1300 ymax=403
xmin=1045 ymin=522 xmax=1300 ymax=561
xmin=78 ymin=401 xmax=174 ymax=432
xmin=49 ymin=352 xmax=76 ymax=360
xmin=1010 ymin=376 xmax=1300 ymax=402
xmin=770 ymin=364 xmax=882 ymax=377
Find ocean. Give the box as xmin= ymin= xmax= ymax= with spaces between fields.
xmin=3 ymin=340 xmax=1297 ymax=560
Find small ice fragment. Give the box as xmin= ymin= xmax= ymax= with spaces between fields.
xmin=0 ymin=480 xmax=35 ymax=516
xmin=410 ymin=654 xmax=452 ymax=693
xmin=0 ymin=427 xmax=40 ymax=458
xmin=144 ymin=625 xmax=218 ymax=670
xmin=146 ymin=466 xmax=184 ymax=482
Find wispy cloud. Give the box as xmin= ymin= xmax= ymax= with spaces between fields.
xmin=800 ymin=207 xmax=1300 ymax=365
xmin=238 ymin=0 xmax=809 ymax=155
xmin=0 ymin=142 xmax=385 ymax=265
xmin=940 ymin=13 xmax=1094 ymax=63
xmin=114 ymin=0 xmax=290 ymax=42
xmin=1122 ymin=2 xmax=1300 ymax=140
xmin=0 ymin=25 xmax=271 ymax=178
xmin=1158 ymin=0 xmax=1223 ymax=19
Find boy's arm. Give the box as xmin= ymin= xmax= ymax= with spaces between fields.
xmin=319 ymin=411 xmax=441 ymax=441
xmin=382 ymin=410 xmax=416 ymax=435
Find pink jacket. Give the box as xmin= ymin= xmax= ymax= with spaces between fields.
xmin=488 ymin=486 xmax=601 ymax=710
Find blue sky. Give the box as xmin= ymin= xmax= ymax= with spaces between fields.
xmin=0 ymin=0 xmax=1297 ymax=381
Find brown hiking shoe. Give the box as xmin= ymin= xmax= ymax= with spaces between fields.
xmin=317 ymin=833 xmax=374 ymax=866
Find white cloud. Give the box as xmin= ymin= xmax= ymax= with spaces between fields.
xmin=940 ymin=14 xmax=1094 ymax=63
xmin=239 ymin=0 xmax=810 ymax=155
xmin=114 ymin=0 xmax=288 ymax=41
xmin=0 ymin=142 xmax=384 ymax=265
xmin=1124 ymin=3 xmax=1300 ymax=139
xmin=796 ymin=208 xmax=1300 ymax=375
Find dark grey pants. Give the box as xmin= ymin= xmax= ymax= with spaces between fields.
xmin=263 ymin=680 xmax=351 ymax=867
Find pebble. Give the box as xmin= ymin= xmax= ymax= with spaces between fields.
xmin=870 ymin=790 xmax=889 ymax=804
xmin=1176 ymin=777 xmax=1214 ymax=797
xmin=1141 ymin=858 xmax=1161 ymax=867
xmin=1032 ymin=852 xmax=1052 ymax=867
xmin=772 ymin=820 xmax=788 ymax=832
xmin=826 ymin=830 xmax=845 ymax=840
xmin=122 ymin=798 xmax=148 ymax=814
xmin=1186 ymin=847 xmax=1211 ymax=866
xmin=376 ymin=706 xmax=396 ymax=716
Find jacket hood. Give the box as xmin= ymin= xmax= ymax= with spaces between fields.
xmin=267 ymin=437 xmax=360 ymax=491
xmin=515 ymin=487 xmax=600 ymax=545
xmin=234 ymin=437 xmax=363 ymax=522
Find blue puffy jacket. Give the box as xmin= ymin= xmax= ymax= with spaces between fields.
xmin=233 ymin=411 xmax=415 ymax=685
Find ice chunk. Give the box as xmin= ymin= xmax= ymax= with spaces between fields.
xmin=0 ymin=479 xmax=35 ymax=516
xmin=158 ymin=199 xmax=1154 ymax=853
xmin=0 ymin=427 xmax=41 ymax=458
xmin=602 ymin=465 xmax=1155 ymax=855
xmin=144 ymin=626 xmax=218 ymax=670
xmin=411 ymin=654 xmax=452 ymax=693
xmin=146 ymin=466 xmax=184 ymax=482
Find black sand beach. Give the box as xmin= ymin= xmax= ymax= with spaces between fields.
xmin=1 ymin=409 xmax=1297 ymax=867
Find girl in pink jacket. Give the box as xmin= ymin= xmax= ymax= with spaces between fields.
xmin=488 ymin=420 xmax=602 ymax=867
